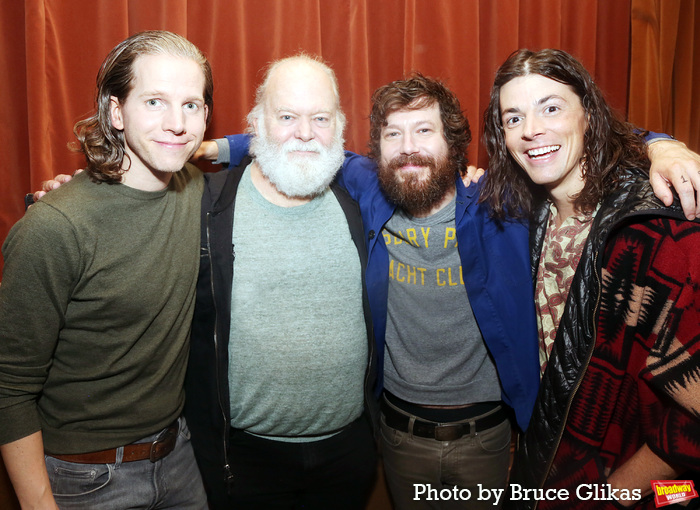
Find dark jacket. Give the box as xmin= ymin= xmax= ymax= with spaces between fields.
xmin=184 ymin=158 xmax=377 ymax=509
xmin=511 ymin=169 xmax=696 ymax=509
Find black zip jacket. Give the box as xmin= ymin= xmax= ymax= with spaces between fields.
xmin=184 ymin=158 xmax=377 ymax=509
xmin=508 ymin=169 xmax=689 ymax=509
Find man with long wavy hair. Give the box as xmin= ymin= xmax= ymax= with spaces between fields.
xmin=482 ymin=48 xmax=700 ymax=510
xmin=0 ymin=31 xmax=210 ymax=509
xmin=201 ymin=66 xmax=699 ymax=510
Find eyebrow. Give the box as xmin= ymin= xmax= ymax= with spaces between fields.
xmin=383 ymin=119 xmax=438 ymax=130
xmin=274 ymin=106 xmax=333 ymax=115
xmin=137 ymin=90 xmax=204 ymax=102
xmin=501 ymin=94 xmax=565 ymax=116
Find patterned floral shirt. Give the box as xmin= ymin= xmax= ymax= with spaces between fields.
xmin=536 ymin=203 xmax=598 ymax=375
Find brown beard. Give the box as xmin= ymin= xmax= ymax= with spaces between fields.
xmin=377 ymin=153 xmax=456 ymax=216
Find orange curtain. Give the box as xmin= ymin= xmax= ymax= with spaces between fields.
xmin=628 ymin=0 xmax=699 ymax=152
xmin=1 ymin=0 xmax=632 ymax=276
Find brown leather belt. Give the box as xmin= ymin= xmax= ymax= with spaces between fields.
xmin=49 ymin=421 xmax=179 ymax=464
xmin=382 ymin=399 xmax=508 ymax=441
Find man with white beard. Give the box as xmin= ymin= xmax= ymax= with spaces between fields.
xmin=183 ymin=54 xmax=378 ymax=510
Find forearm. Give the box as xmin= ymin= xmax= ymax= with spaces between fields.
xmin=607 ymin=443 xmax=680 ymax=506
xmin=0 ymin=431 xmax=58 ymax=510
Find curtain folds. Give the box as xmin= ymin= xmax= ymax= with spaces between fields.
xmin=629 ymin=0 xmax=699 ymax=151
xmin=0 ymin=0 xmax=696 ymax=278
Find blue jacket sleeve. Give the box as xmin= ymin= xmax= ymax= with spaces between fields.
xmin=223 ymin=134 xmax=252 ymax=169
xmin=336 ymin=152 xmax=379 ymax=202
xmin=639 ymin=130 xmax=674 ymax=143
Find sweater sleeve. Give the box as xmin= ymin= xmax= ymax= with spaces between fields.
xmin=0 ymin=203 xmax=81 ymax=445
xmin=638 ymin=219 xmax=700 ymax=471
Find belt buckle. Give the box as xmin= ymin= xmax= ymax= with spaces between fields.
xmin=149 ymin=423 xmax=178 ymax=463
xmin=434 ymin=423 xmax=467 ymax=441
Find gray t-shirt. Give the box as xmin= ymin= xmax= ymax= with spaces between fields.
xmin=383 ymin=195 xmax=501 ymax=405
xmin=228 ymin=168 xmax=367 ymax=441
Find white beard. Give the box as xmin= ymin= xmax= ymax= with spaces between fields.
xmin=250 ymin=121 xmax=345 ymax=199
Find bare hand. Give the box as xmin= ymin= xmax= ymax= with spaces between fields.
xmin=191 ymin=140 xmax=219 ymax=162
xmin=32 ymin=171 xmax=81 ymax=201
xmin=462 ymin=165 xmax=485 ymax=188
xmin=648 ymin=140 xmax=700 ymax=220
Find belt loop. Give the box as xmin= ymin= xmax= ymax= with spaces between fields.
xmin=469 ymin=419 xmax=478 ymax=438
xmin=115 ymin=446 xmax=124 ymax=469
xmin=407 ymin=416 xmax=416 ymax=438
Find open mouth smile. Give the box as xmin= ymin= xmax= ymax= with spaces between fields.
xmin=527 ymin=145 xmax=560 ymax=159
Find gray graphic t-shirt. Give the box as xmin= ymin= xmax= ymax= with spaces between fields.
xmin=382 ymin=195 xmax=501 ymax=405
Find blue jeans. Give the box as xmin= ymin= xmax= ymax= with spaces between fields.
xmin=380 ymin=398 xmax=512 ymax=510
xmin=44 ymin=417 xmax=207 ymax=510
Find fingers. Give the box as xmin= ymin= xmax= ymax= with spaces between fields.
xmin=678 ymin=165 xmax=700 ymax=220
xmin=40 ymin=174 xmax=73 ymax=193
xmin=647 ymin=140 xmax=700 ymax=220
xmin=649 ymin=172 xmax=674 ymax=207
xmin=664 ymin=162 xmax=699 ymax=220
xmin=33 ymin=172 xmax=79 ymax=202
xmin=462 ymin=165 xmax=486 ymax=188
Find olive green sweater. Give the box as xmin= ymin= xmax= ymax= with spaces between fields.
xmin=0 ymin=166 xmax=202 ymax=453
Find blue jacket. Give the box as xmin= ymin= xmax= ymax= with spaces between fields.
xmin=224 ymin=135 xmax=539 ymax=430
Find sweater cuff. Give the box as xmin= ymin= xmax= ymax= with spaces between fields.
xmin=212 ymin=138 xmax=231 ymax=166
xmin=0 ymin=403 xmax=42 ymax=445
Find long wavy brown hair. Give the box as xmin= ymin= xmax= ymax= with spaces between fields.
xmin=72 ymin=31 xmax=214 ymax=184
xmin=368 ymin=73 xmax=471 ymax=176
xmin=481 ymin=48 xmax=650 ymax=220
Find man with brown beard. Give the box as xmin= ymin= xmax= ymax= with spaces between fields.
xmin=199 ymin=72 xmax=700 ymax=509
xmin=346 ymin=74 xmax=536 ymax=510
xmin=203 ymin=74 xmax=539 ymax=510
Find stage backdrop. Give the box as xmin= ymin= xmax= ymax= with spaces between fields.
xmin=0 ymin=0 xmax=697 ymax=276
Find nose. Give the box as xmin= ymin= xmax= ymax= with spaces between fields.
xmin=400 ymin=133 xmax=418 ymax=155
xmin=163 ymin=106 xmax=186 ymax=134
xmin=295 ymin=117 xmax=314 ymax=142
xmin=521 ymin=115 xmax=544 ymax=140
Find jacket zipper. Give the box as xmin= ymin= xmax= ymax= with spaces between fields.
xmin=529 ymin=199 xmax=688 ymax=508
xmin=206 ymin=212 xmax=234 ymax=486
xmin=532 ymin=250 xmax=602 ymax=509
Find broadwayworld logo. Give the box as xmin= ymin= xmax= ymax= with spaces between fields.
xmin=651 ymin=480 xmax=698 ymax=508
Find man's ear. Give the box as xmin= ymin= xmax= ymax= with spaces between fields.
xmin=252 ymin=115 xmax=259 ymax=136
xmin=110 ymin=96 xmax=124 ymax=130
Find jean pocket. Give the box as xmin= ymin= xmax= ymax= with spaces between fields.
xmin=45 ymin=457 xmax=112 ymax=497
xmin=379 ymin=415 xmax=405 ymax=448
xmin=475 ymin=418 xmax=512 ymax=453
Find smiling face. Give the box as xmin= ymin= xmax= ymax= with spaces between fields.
xmin=379 ymin=103 xmax=449 ymax=183
xmin=109 ymin=54 xmax=208 ymax=188
xmin=377 ymin=102 xmax=456 ymax=216
xmin=499 ymin=74 xmax=588 ymax=203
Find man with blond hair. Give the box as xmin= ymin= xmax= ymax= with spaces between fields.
xmin=0 ymin=31 xmax=210 ymax=510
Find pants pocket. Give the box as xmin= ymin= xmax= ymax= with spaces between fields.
xmin=45 ymin=456 xmax=112 ymax=497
